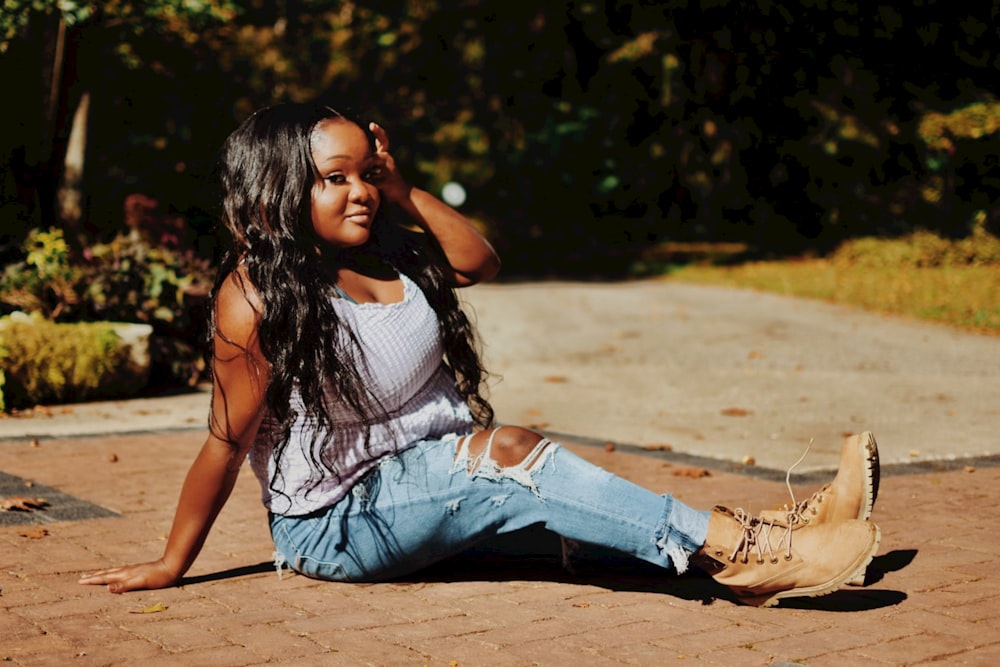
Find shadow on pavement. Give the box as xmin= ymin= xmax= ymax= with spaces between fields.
xmin=178 ymin=561 xmax=274 ymax=586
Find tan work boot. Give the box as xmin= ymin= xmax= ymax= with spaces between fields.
xmin=694 ymin=506 xmax=880 ymax=607
xmin=764 ymin=431 xmax=880 ymax=526
xmin=761 ymin=432 xmax=880 ymax=586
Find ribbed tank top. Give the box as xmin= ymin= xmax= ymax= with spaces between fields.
xmin=248 ymin=272 xmax=474 ymax=516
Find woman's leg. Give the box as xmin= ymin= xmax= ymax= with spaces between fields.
xmin=271 ymin=426 xmax=882 ymax=608
xmin=270 ymin=426 xmax=709 ymax=583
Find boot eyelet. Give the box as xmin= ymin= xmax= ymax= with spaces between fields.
xmin=784 ymin=554 xmax=793 ymax=561
xmin=770 ymin=557 xmax=779 ymax=564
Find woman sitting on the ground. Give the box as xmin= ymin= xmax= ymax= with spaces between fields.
xmin=79 ymin=102 xmax=881 ymax=607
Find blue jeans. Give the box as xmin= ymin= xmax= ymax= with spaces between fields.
xmin=269 ymin=430 xmax=710 ymax=582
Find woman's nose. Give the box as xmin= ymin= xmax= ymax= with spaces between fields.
xmin=349 ymin=180 xmax=372 ymax=203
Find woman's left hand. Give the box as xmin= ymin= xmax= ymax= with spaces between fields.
xmin=369 ymin=122 xmax=412 ymax=204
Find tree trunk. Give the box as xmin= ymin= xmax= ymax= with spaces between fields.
xmin=57 ymin=90 xmax=90 ymax=233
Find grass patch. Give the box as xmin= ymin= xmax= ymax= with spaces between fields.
xmin=659 ymin=225 xmax=1000 ymax=335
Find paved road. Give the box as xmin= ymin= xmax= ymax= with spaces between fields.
xmin=462 ymin=279 xmax=1000 ymax=473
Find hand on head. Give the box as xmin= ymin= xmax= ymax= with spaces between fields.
xmin=367 ymin=121 xmax=411 ymax=203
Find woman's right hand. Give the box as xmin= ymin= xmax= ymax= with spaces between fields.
xmin=78 ymin=559 xmax=180 ymax=594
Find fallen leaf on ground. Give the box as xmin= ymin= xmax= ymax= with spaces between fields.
xmin=17 ymin=527 xmax=49 ymax=539
xmin=1 ymin=496 xmax=49 ymax=512
xmin=721 ymin=407 xmax=752 ymax=417
xmin=543 ymin=375 xmax=568 ymax=383
xmin=130 ymin=602 xmax=168 ymax=614
xmin=671 ymin=467 xmax=711 ymax=478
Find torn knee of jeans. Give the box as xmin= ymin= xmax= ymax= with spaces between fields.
xmin=451 ymin=429 xmax=559 ymax=499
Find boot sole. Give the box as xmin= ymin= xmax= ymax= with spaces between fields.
xmin=856 ymin=431 xmax=880 ymax=522
xmin=847 ymin=431 xmax=880 ymax=586
xmin=742 ymin=521 xmax=881 ymax=608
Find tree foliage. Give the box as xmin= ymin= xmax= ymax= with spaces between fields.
xmin=1 ymin=0 xmax=998 ymax=277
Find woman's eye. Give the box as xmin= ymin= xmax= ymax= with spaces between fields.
xmin=363 ymin=167 xmax=383 ymax=182
xmin=325 ymin=173 xmax=347 ymax=184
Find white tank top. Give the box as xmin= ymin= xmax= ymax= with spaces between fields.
xmin=248 ymin=272 xmax=474 ymax=516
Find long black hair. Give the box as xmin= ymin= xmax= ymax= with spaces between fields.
xmin=211 ymin=102 xmax=494 ymax=499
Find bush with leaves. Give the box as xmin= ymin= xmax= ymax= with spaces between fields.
xmin=0 ymin=228 xmax=214 ymax=390
xmin=832 ymin=211 xmax=1000 ymax=269
xmin=0 ymin=228 xmax=84 ymax=319
xmin=0 ymin=312 xmax=149 ymax=410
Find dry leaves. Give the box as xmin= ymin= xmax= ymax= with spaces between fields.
xmin=1 ymin=496 xmax=50 ymax=512
xmin=18 ymin=527 xmax=49 ymax=539
xmin=671 ymin=467 xmax=712 ymax=478
xmin=130 ymin=602 xmax=168 ymax=614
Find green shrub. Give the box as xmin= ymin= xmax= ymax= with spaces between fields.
xmin=0 ymin=227 xmax=213 ymax=389
xmin=80 ymin=231 xmax=213 ymax=334
xmin=832 ymin=211 xmax=1000 ymax=269
xmin=0 ymin=228 xmax=85 ymax=319
xmin=0 ymin=313 xmax=150 ymax=411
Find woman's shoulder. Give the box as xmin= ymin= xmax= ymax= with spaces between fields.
xmin=215 ymin=266 xmax=264 ymax=344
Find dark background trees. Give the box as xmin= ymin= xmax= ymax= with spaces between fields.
xmin=2 ymin=0 xmax=998 ymax=277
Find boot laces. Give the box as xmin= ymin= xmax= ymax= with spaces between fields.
xmin=775 ymin=441 xmax=822 ymax=526
xmin=725 ymin=441 xmax=828 ymax=565
xmin=729 ymin=508 xmax=794 ymax=565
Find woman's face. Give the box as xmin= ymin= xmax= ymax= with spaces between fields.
xmin=309 ymin=119 xmax=382 ymax=249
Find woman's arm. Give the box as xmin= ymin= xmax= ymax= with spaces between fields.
xmin=79 ymin=271 xmax=269 ymax=593
xmin=369 ymin=122 xmax=501 ymax=287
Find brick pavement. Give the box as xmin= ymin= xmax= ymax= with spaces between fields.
xmin=2 ymin=428 xmax=999 ymax=666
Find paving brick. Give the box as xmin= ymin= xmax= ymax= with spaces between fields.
xmin=857 ymin=631 xmax=980 ymax=664
xmin=501 ymin=636 xmax=633 ymax=667
xmin=69 ymin=638 xmax=169 ymax=666
xmin=219 ymin=620 xmax=325 ymax=662
xmin=0 ymin=610 xmax=46 ymax=644
xmin=0 ymin=631 xmax=76 ymax=665
xmin=4 ymin=426 xmax=1000 ymax=665
xmin=292 ymin=627 xmax=432 ymax=664
xmin=126 ymin=617 xmax=232 ymax=653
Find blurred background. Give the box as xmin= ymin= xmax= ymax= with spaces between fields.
xmin=0 ymin=1 xmax=997 ymax=399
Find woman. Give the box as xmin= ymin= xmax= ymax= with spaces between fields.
xmin=80 ymin=103 xmax=880 ymax=607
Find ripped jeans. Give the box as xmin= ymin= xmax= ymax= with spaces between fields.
xmin=269 ymin=429 xmax=710 ymax=582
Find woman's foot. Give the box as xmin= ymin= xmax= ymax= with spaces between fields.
xmin=694 ymin=506 xmax=881 ymax=607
